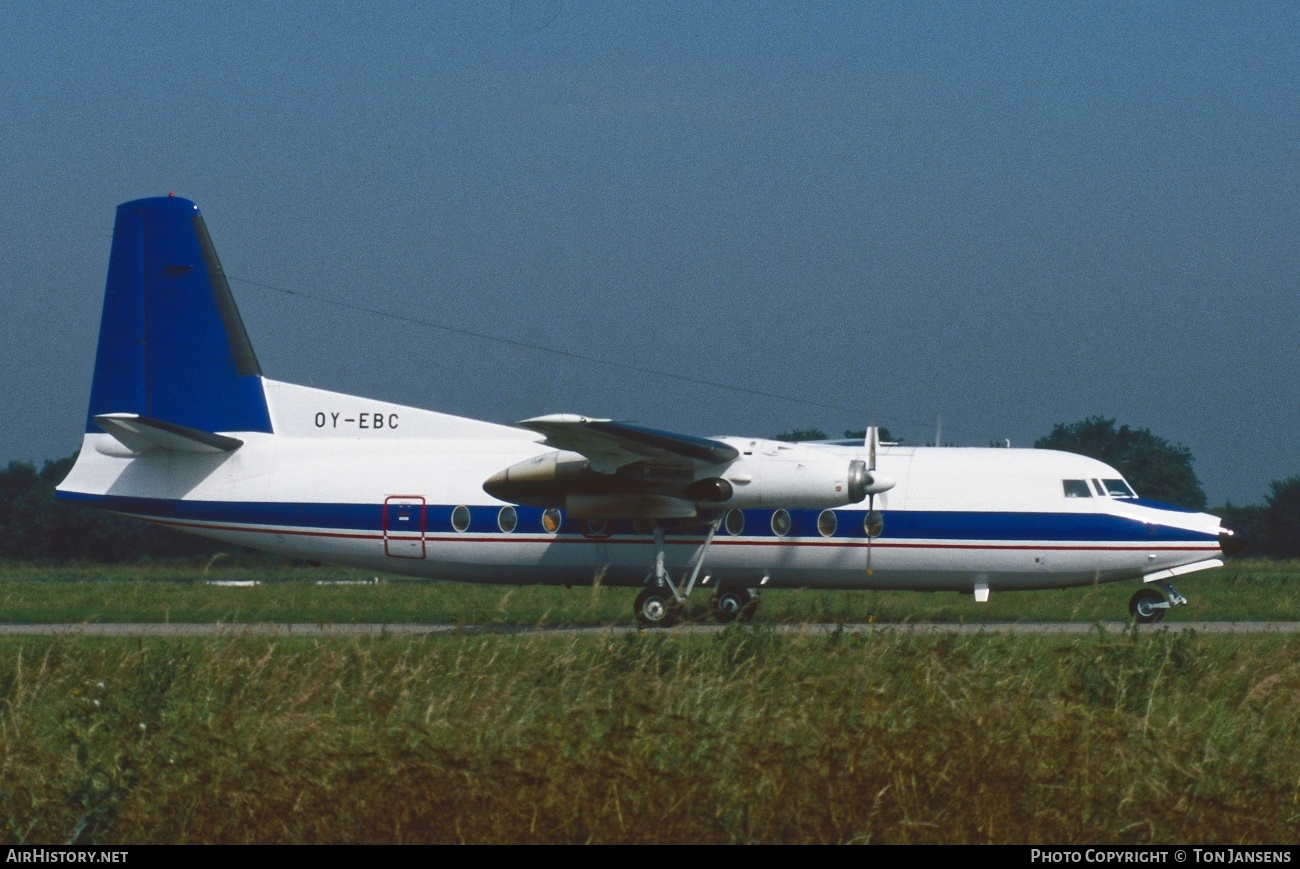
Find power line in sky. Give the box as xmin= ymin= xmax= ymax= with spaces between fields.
xmin=230 ymin=275 xmax=1010 ymax=444
xmin=231 ymin=274 xmax=851 ymax=414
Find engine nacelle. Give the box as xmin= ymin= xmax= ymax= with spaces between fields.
xmin=706 ymin=447 xmax=881 ymax=510
xmin=483 ymin=450 xmax=635 ymax=507
xmin=484 ymin=440 xmax=893 ymax=516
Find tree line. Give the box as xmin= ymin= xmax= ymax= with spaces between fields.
xmin=0 ymin=456 xmax=224 ymax=562
xmin=2 ymin=416 xmax=1296 ymax=561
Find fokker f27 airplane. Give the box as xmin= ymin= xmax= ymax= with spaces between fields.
xmin=57 ymin=196 xmax=1245 ymax=626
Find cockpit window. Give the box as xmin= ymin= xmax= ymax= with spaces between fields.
xmin=1063 ymin=480 xmax=1092 ymax=498
xmin=1092 ymin=479 xmax=1107 ymax=497
xmin=1103 ymin=479 xmax=1136 ymax=498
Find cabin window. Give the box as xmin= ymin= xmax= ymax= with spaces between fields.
xmin=1103 ymin=479 xmax=1136 ymax=498
xmin=451 ymin=505 xmax=471 ymax=532
xmin=817 ymin=509 xmax=837 ymax=537
xmin=725 ymin=509 xmax=745 ymax=536
xmin=585 ymin=518 xmax=608 ymax=536
xmin=497 ymin=506 xmax=517 ymax=533
xmin=634 ymin=518 xmax=655 ymax=535
xmin=1062 ymin=480 xmax=1092 ymax=498
xmin=864 ymin=510 xmax=884 ymax=539
xmin=771 ymin=509 xmax=791 ymax=537
xmin=542 ymin=507 xmax=562 ymax=533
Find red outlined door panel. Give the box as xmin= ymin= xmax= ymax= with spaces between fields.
xmin=383 ymin=496 xmax=426 ymax=559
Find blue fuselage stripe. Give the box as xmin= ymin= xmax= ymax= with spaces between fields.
xmin=56 ymin=492 xmax=1217 ymax=544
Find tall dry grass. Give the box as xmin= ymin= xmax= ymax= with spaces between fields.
xmin=1 ymin=629 xmax=1297 ymax=843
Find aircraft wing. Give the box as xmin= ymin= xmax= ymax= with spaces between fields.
xmin=517 ymin=415 xmax=738 ymax=474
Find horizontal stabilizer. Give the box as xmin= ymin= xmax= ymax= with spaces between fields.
xmin=93 ymin=413 xmax=244 ymax=454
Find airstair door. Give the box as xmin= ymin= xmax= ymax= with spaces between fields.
xmin=384 ymin=496 xmax=426 ymax=559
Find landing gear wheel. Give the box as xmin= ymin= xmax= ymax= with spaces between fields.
xmin=711 ymin=588 xmax=749 ymax=623
xmin=711 ymin=588 xmax=759 ymax=623
xmin=635 ymin=587 xmax=680 ymax=628
xmin=1129 ymin=588 xmax=1167 ymax=624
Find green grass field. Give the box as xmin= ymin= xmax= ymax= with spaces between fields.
xmin=0 ymin=557 xmax=1296 ymax=625
xmin=1 ymin=558 xmax=1296 ymax=844
xmin=0 ymin=628 xmax=1297 ymax=844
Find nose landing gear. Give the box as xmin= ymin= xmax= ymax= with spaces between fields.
xmin=1128 ymin=580 xmax=1189 ymax=624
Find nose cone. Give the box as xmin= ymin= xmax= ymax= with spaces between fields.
xmin=1218 ymin=521 xmax=1249 ymax=557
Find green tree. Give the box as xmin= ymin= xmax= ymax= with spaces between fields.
xmin=0 ymin=461 xmax=41 ymax=553
xmin=843 ymin=428 xmax=896 ymax=443
xmin=1264 ymin=476 xmax=1300 ymax=558
xmin=773 ymin=428 xmax=897 ymax=443
xmin=773 ymin=429 xmax=828 ymax=442
xmin=1214 ymin=501 xmax=1269 ymax=556
xmin=1035 ymin=416 xmax=1206 ymax=510
xmin=1 ymin=453 xmax=229 ymax=561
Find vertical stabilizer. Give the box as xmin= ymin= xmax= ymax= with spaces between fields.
xmin=86 ymin=196 xmax=272 ymax=434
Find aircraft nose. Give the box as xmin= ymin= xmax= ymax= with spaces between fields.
xmin=1218 ymin=521 xmax=1249 ymax=557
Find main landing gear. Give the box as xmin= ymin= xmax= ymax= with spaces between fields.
xmin=633 ymin=586 xmax=681 ymax=628
xmin=632 ymin=519 xmax=762 ymax=628
xmin=1128 ymin=580 xmax=1189 ymax=624
xmin=709 ymin=587 xmax=759 ymax=624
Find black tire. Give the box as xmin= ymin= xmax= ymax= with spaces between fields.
xmin=711 ymin=588 xmax=751 ymax=624
xmin=1129 ymin=588 xmax=1166 ymax=624
xmin=635 ymin=587 xmax=680 ymax=628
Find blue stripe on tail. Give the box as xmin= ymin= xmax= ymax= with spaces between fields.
xmin=86 ymin=196 xmax=272 ymax=434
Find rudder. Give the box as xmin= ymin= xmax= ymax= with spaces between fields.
xmin=86 ymin=196 xmax=272 ymax=434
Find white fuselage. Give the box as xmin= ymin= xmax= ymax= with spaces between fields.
xmin=58 ymin=379 xmax=1226 ymax=594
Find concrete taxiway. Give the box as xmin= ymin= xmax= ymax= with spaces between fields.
xmin=0 ymin=622 xmax=1297 ymax=637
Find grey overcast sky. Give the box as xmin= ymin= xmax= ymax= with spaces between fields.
xmin=1 ymin=1 xmax=1296 ymax=505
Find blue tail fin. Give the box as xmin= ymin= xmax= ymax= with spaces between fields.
xmin=86 ymin=196 xmax=272 ymax=434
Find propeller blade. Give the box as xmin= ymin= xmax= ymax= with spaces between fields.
xmin=865 ymin=424 xmax=878 ymax=574
xmin=865 ymin=493 xmax=875 ymax=575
